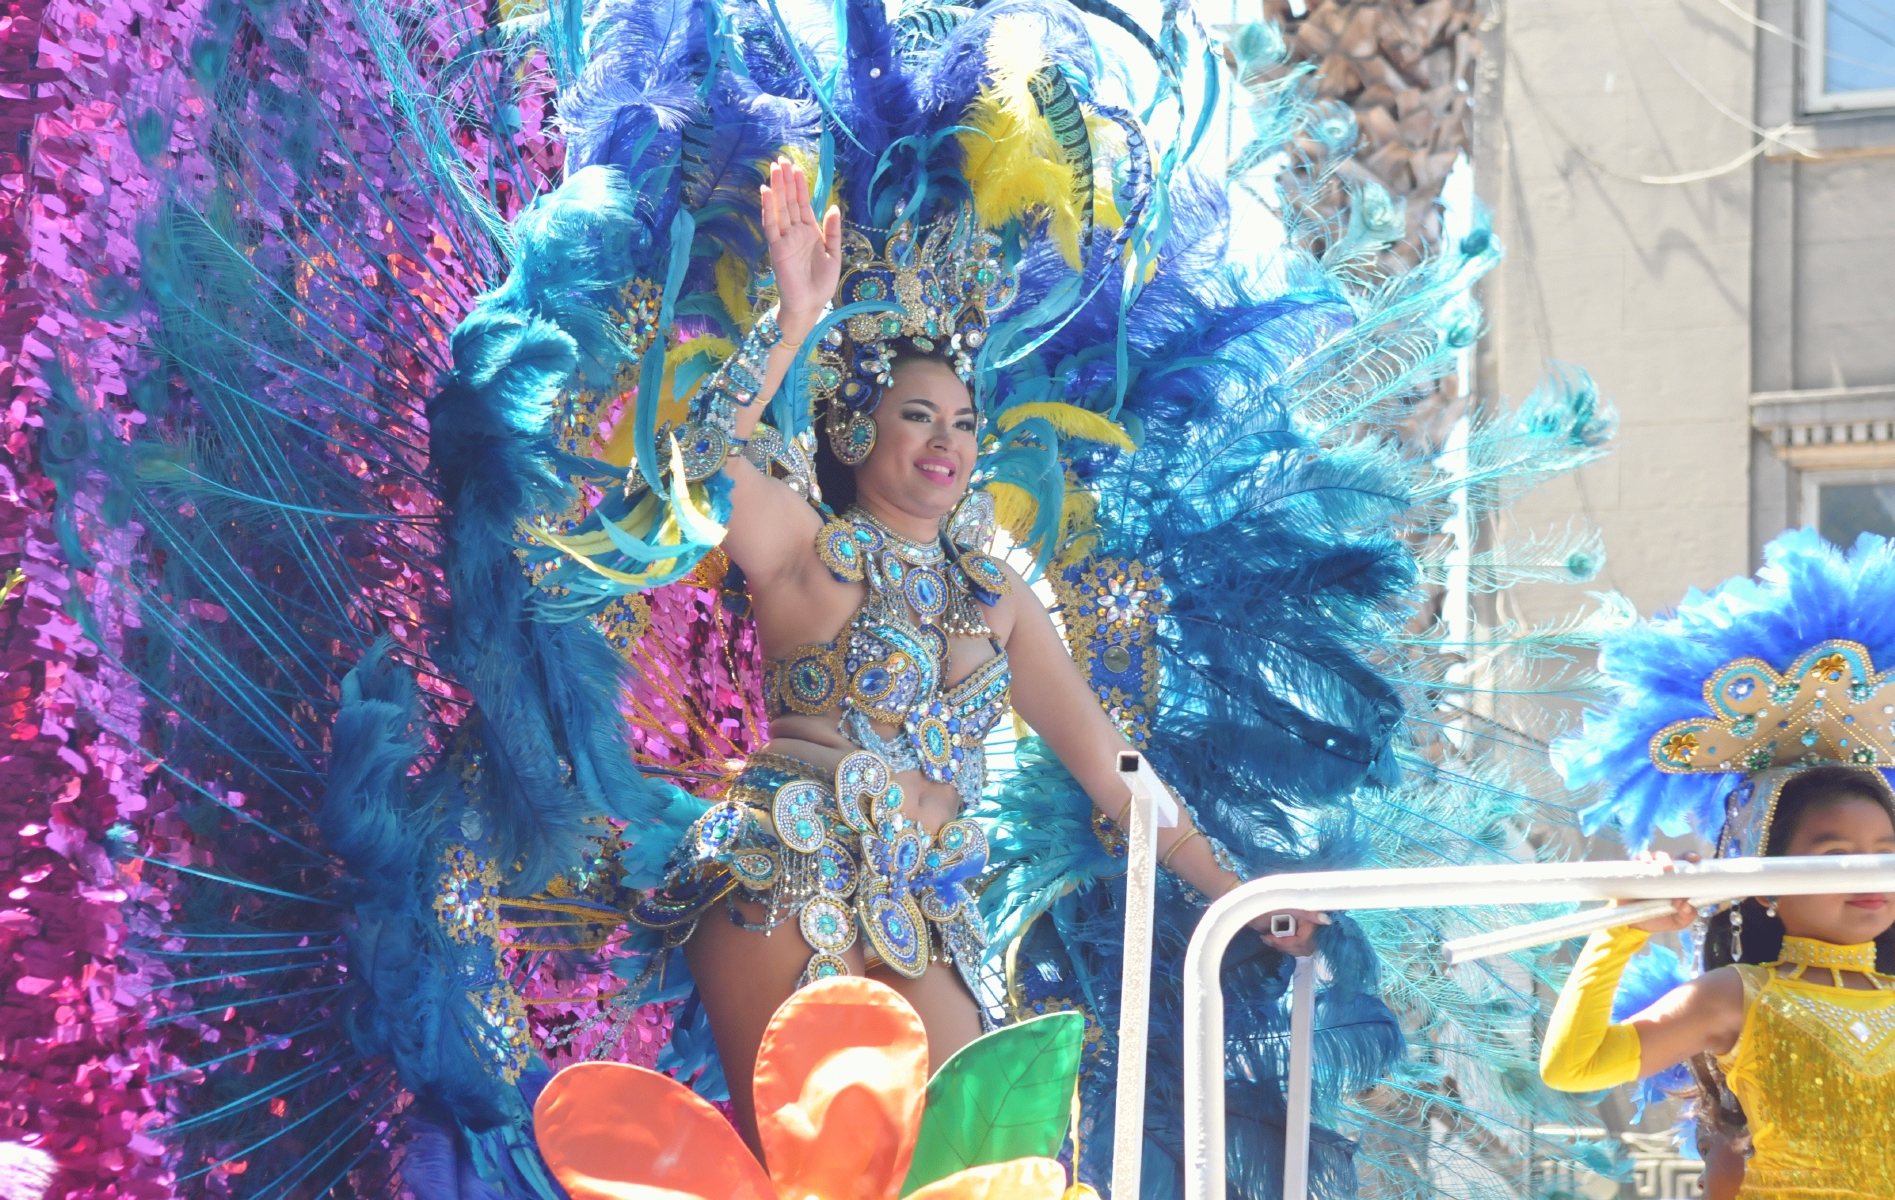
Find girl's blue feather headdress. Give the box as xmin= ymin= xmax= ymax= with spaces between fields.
xmin=1553 ymin=528 xmax=1895 ymax=851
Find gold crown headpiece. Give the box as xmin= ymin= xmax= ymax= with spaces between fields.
xmin=808 ymin=205 xmax=1018 ymax=423
xmin=1648 ymin=639 xmax=1895 ymax=857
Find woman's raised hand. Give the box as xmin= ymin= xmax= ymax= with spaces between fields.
xmin=761 ymin=157 xmax=842 ymax=346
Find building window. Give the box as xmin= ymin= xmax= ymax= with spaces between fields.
xmin=1804 ymin=468 xmax=1895 ymax=548
xmin=1805 ymin=0 xmax=1895 ymax=113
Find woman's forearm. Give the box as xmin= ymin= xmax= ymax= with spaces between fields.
xmin=1096 ymin=770 xmax=1243 ymax=900
xmin=685 ymin=306 xmax=814 ymax=449
xmin=1158 ymin=820 xmax=1243 ymax=899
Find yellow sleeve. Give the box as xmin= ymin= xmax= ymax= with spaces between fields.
xmin=1539 ymin=924 xmax=1650 ymax=1092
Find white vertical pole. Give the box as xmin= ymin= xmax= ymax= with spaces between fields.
xmin=1283 ymin=954 xmax=1316 ymax=1200
xmin=1112 ymin=753 xmax=1179 ymax=1199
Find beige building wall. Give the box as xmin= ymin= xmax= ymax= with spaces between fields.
xmin=1476 ymin=0 xmax=1759 ymax=623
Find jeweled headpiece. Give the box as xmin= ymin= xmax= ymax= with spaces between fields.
xmin=1651 ymin=640 xmax=1895 ymax=777
xmin=1551 ymin=530 xmax=1895 ymax=853
xmin=810 ymin=205 xmax=1018 ymax=423
xmin=1644 ymin=639 xmax=1895 ymax=857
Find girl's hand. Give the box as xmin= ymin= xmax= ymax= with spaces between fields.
xmin=1249 ymin=908 xmax=1332 ymax=958
xmin=760 ymin=157 xmax=842 ymax=345
xmin=1621 ymin=850 xmax=1701 ymax=934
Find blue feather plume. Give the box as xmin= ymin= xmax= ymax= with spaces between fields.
xmin=1553 ymin=530 xmax=1895 ymax=847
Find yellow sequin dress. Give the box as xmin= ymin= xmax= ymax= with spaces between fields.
xmin=1714 ymin=937 xmax=1895 ymax=1197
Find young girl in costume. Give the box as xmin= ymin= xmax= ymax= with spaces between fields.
xmin=1544 ymin=531 xmax=1895 ymax=1197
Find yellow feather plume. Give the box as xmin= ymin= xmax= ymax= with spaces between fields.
xmin=957 ymin=17 xmax=1087 ymax=267
xmin=598 ymin=337 xmax=731 ymax=468
xmin=994 ymin=402 xmax=1136 ymax=451
xmin=1053 ymin=476 xmax=1100 ymax=568
xmin=987 ymin=481 xmax=1041 ymax=545
xmin=1086 ymin=113 xmax=1126 ymax=233
xmin=714 ymin=251 xmax=753 ymax=330
xmin=524 ymin=438 xmax=726 ymax=588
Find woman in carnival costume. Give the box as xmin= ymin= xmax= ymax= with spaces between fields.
xmin=31 ymin=0 xmax=1624 ymax=1193
xmin=630 ymin=152 xmax=1320 ymax=1149
xmin=1544 ymin=529 xmax=1895 ymax=1197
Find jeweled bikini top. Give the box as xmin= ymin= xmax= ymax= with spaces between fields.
xmin=765 ymin=507 xmax=1012 ymax=799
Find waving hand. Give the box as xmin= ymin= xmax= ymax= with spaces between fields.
xmin=762 ymin=157 xmax=843 ymax=345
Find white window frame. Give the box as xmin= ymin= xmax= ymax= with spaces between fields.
xmin=1805 ymin=0 xmax=1895 ymax=114
xmin=1801 ymin=466 xmax=1895 ymax=540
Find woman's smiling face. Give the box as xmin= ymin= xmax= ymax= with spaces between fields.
xmin=853 ymin=357 xmax=978 ymax=523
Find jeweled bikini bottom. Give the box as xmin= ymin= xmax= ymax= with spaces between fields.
xmin=630 ymin=748 xmax=989 ymax=992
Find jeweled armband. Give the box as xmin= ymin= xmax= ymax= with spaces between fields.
xmin=664 ymin=307 xmax=793 ymax=482
xmin=697 ymin=305 xmax=786 ymax=432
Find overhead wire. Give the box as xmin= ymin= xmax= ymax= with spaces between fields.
xmin=1618 ymin=0 xmax=1814 ymax=154
xmin=1504 ymin=38 xmax=1790 ymax=184
xmin=1706 ymin=0 xmax=1895 ymax=81
xmin=1496 ymin=0 xmax=1885 ymax=186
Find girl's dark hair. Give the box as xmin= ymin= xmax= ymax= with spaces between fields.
xmin=811 ymin=340 xmax=964 ymax=514
xmin=1700 ymin=764 xmax=1895 ymax=973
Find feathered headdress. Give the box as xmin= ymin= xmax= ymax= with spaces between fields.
xmin=500 ymin=0 xmax=1176 ymax=611
xmin=1552 ymin=528 xmax=1895 ymax=852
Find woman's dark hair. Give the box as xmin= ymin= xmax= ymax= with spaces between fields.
xmin=1701 ymin=764 xmax=1895 ymax=973
xmin=812 ymin=420 xmax=859 ymax=512
xmin=811 ymin=341 xmax=963 ymax=513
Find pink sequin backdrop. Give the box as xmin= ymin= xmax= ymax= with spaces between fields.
xmin=0 ymin=0 xmax=787 ymax=1182
xmin=1 ymin=0 xmax=206 ymax=1190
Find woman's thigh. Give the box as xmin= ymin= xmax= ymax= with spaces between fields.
xmin=869 ymin=961 xmax=982 ymax=1074
xmin=683 ymin=901 xmax=867 ymax=1157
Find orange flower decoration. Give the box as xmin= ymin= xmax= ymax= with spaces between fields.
xmin=533 ymin=976 xmax=1073 ymax=1200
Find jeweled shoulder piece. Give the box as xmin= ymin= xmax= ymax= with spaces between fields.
xmin=1649 ymin=639 xmax=1895 ymax=775
xmin=946 ymin=489 xmax=997 ymax=553
xmin=816 ymin=516 xmax=871 ymax=583
xmin=957 ymin=553 xmax=1012 ymax=603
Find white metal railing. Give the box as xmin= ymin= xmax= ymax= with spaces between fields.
xmin=1110 ymin=753 xmax=1178 ymax=1199
xmin=1169 ymin=854 xmax=1895 ymax=1200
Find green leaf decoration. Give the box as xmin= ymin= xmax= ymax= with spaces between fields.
xmin=899 ymin=1011 xmax=1085 ymax=1197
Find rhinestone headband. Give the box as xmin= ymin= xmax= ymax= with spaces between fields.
xmin=1643 ymin=639 xmax=1895 ymax=859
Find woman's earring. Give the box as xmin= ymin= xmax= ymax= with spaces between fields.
xmin=830 ymin=409 xmax=876 ymax=466
xmin=1765 ymin=898 xmax=1778 ymax=919
xmin=1731 ymin=903 xmax=1745 ymax=960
